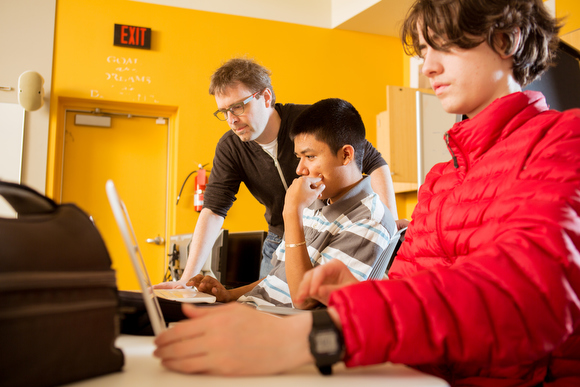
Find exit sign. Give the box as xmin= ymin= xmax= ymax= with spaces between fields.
xmin=114 ymin=24 xmax=151 ymax=49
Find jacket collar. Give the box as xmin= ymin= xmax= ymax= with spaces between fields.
xmin=446 ymin=91 xmax=548 ymax=170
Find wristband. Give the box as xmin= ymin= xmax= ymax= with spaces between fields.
xmin=285 ymin=241 xmax=306 ymax=248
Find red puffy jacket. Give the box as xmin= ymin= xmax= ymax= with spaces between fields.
xmin=329 ymin=91 xmax=580 ymax=386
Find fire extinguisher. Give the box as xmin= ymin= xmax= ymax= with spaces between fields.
xmin=194 ymin=165 xmax=207 ymax=212
xmin=176 ymin=163 xmax=209 ymax=212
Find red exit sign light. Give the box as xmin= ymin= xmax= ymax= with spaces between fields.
xmin=114 ymin=24 xmax=151 ymax=49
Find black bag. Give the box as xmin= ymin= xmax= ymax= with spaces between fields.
xmin=0 ymin=181 xmax=124 ymax=387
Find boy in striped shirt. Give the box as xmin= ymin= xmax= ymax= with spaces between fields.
xmin=189 ymin=98 xmax=396 ymax=308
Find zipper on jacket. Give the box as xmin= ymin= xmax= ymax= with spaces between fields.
xmin=264 ymin=151 xmax=289 ymax=191
xmin=445 ymin=132 xmax=459 ymax=169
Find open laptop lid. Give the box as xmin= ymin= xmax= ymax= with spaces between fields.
xmin=106 ymin=180 xmax=167 ymax=335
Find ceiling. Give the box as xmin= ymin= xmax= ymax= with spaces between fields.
xmin=130 ymin=0 xmax=416 ymax=37
xmin=334 ymin=0 xmax=415 ymax=37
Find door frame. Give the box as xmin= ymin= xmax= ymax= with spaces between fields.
xmin=47 ymin=97 xmax=179 ymax=268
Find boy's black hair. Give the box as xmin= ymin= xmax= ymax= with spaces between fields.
xmin=290 ymin=98 xmax=365 ymax=170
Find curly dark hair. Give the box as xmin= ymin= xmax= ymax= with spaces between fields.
xmin=401 ymin=0 xmax=563 ymax=87
xmin=209 ymin=57 xmax=276 ymax=104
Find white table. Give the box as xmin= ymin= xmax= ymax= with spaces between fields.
xmin=66 ymin=335 xmax=448 ymax=386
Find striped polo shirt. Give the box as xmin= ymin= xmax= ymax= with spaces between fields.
xmin=238 ymin=175 xmax=396 ymax=307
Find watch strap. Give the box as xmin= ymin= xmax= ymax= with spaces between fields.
xmin=318 ymin=365 xmax=332 ymax=376
xmin=309 ymin=309 xmax=344 ymax=375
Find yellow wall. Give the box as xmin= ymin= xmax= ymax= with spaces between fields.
xmin=558 ymin=0 xmax=580 ymax=34
xmin=50 ymin=0 xmax=574 ymax=249
xmin=49 ymin=0 xmax=404 ymax=239
xmin=394 ymin=191 xmax=416 ymax=220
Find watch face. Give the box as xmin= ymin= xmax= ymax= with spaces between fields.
xmin=315 ymin=329 xmax=340 ymax=354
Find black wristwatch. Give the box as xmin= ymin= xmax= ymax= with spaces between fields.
xmin=308 ymin=309 xmax=344 ymax=375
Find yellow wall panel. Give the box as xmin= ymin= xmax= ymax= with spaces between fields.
xmin=557 ymin=0 xmax=580 ymax=35
xmin=50 ymin=0 xmax=404 ymax=238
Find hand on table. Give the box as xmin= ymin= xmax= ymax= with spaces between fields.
xmin=153 ymin=279 xmax=189 ymax=289
xmin=153 ymin=303 xmax=313 ymax=375
xmin=187 ymin=274 xmax=233 ymax=303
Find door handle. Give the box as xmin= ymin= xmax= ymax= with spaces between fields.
xmin=146 ymin=235 xmax=165 ymax=245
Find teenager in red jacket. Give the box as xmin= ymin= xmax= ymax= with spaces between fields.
xmin=153 ymin=1 xmax=580 ymax=384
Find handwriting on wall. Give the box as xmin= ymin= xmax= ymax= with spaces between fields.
xmin=90 ymin=55 xmax=158 ymax=103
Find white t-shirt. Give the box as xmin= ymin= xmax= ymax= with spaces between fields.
xmin=259 ymin=138 xmax=278 ymax=159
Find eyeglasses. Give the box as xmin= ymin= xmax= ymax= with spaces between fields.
xmin=213 ymin=92 xmax=259 ymax=121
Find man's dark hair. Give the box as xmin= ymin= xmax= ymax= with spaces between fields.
xmin=290 ymin=98 xmax=365 ymax=170
xmin=209 ymin=57 xmax=276 ymax=104
xmin=401 ymin=0 xmax=562 ymax=87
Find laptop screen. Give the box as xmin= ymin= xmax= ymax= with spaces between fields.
xmin=106 ymin=180 xmax=167 ymax=335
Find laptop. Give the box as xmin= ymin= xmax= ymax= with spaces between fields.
xmin=105 ymin=180 xmax=216 ymax=335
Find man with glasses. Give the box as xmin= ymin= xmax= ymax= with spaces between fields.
xmin=188 ymin=98 xmax=396 ymax=308
xmin=156 ymin=58 xmax=399 ymax=289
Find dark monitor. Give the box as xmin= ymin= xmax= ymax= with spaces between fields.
xmin=524 ymin=41 xmax=580 ymax=111
xmin=208 ymin=230 xmax=267 ymax=289
xmin=207 ymin=229 xmax=228 ymax=283
xmin=222 ymin=230 xmax=267 ymax=288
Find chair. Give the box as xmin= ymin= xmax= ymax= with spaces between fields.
xmin=367 ymin=227 xmax=407 ymax=280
